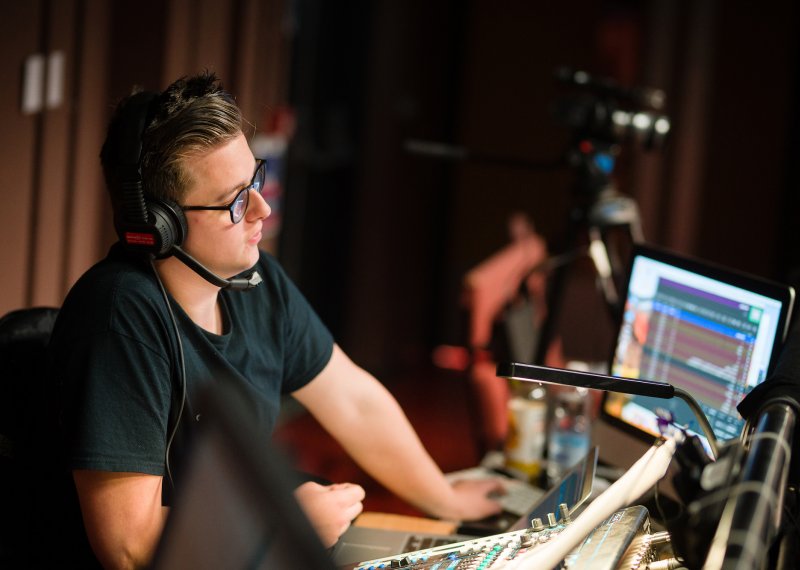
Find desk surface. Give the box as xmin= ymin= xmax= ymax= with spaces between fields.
xmin=353 ymin=512 xmax=458 ymax=535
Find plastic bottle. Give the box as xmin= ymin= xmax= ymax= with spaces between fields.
xmin=504 ymin=382 xmax=547 ymax=481
xmin=546 ymin=387 xmax=591 ymax=483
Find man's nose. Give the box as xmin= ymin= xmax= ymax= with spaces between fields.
xmin=249 ymin=188 xmax=272 ymax=219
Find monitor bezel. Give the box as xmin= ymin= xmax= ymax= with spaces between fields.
xmin=599 ymin=243 xmax=795 ymax=444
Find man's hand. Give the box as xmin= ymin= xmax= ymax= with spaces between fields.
xmin=445 ymin=478 xmax=506 ymax=521
xmin=294 ymin=481 xmax=365 ymax=547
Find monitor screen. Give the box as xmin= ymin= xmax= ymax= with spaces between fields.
xmin=603 ymin=245 xmax=794 ymax=450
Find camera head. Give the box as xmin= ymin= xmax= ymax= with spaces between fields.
xmin=553 ymin=67 xmax=671 ymax=151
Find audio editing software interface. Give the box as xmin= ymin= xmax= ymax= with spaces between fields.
xmin=608 ymin=253 xmax=784 ymax=445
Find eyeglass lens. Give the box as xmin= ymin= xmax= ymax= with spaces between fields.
xmin=232 ymin=161 xmax=267 ymax=223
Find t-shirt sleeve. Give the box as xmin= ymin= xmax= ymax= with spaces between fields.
xmin=53 ymin=277 xmax=174 ymax=475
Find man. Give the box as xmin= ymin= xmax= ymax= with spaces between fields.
xmin=48 ymin=72 xmax=503 ymax=569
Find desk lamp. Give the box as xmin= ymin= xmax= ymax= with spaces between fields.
xmin=496 ymin=361 xmax=719 ymax=459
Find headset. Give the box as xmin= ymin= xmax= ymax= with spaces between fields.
xmin=111 ymin=89 xmax=262 ymax=490
xmin=113 ymin=90 xmax=262 ymax=290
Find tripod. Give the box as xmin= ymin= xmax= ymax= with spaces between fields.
xmin=408 ymin=66 xmax=667 ymax=368
xmin=532 ymin=139 xmax=644 ymax=365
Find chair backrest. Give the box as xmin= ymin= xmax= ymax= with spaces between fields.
xmin=0 ymin=307 xmax=59 ymax=565
xmin=0 ymin=307 xmax=59 ymax=458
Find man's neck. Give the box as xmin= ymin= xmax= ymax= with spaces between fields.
xmin=154 ymin=256 xmax=223 ymax=334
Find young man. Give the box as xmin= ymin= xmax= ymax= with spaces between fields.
xmin=48 ymin=73 xmax=503 ymax=569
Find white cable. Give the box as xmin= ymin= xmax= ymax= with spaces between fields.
xmin=498 ymin=437 xmax=678 ymax=569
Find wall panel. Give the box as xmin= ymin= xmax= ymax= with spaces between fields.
xmin=30 ymin=0 xmax=78 ymax=306
xmin=0 ymin=0 xmax=293 ymax=315
xmin=0 ymin=2 xmax=44 ymax=314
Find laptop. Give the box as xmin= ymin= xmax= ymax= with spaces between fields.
xmin=500 ymin=244 xmax=795 ymax=456
xmin=602 ymin=244 xmax=794 ymax=449
xmin=331 ymin=446 xmax=597 ymax=567
xmin=150 ymin=383 xmax=336 ymax=570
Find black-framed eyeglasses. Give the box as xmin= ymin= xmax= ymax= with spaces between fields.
xmin=182 ymin=159 xmax=267 ymax=224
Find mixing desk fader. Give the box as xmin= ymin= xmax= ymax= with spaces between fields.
xmin=347 ymin=505 xmax=671 ymax=570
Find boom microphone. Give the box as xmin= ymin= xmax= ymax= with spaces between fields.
xmin=171 ymin=245 xmax=262 ymax=291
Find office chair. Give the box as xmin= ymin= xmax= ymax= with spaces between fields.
xmin=0 ymin=307 xmax=59 ymax=565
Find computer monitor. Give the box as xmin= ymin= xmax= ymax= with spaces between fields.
xmin=596 ymin=244 xmax=794 ymax=465
xmin=150 ymin=383 xmax=335 ymax=570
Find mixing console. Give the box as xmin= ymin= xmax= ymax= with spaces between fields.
xmin=349 ymin=505 xmax=667 ymax=570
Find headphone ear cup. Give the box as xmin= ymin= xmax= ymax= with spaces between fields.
xmin=148 ymin=198 xmax=188 ymax=258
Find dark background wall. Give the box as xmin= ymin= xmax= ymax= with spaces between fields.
xmin=279 ymin=0 xmax=800 ymax=376
xmin=1 ymin=0 xmax=797 ymax=381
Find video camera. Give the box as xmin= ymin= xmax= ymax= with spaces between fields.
xmin=553 ymin=67 xmax=671 ymax=151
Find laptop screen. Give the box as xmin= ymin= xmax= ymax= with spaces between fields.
xmin=604 ymin=245 xmax=795 ymax=448
xmin=509 ymin=446 xmax=597 ymax=531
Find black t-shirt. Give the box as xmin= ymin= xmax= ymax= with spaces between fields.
xmin=46 ymin=244 xmax=333 ymax=564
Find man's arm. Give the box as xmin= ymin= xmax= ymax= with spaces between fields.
xmin=73 ymin=470 xmax=168 ymax=570
xmin=292 ymin=344 xmax=504 ymax=521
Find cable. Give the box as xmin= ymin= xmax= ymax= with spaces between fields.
xmin=783 ymin=501 xmax=800 ymax=535
xmin=653 ymin=477 xmax=683 ymax=526
xmin=501 ymin=437 xmax=678 ymax=570
xmin=673 ymin=387 xmax=719 ymax=459
xmin=150 ymin=257 xmax=186 ymax=490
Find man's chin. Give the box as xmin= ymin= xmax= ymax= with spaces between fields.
xmin=228 ymin=252 xmax=260 ymax=278
xmin=245 ymin=247 xmax=261 ymax=268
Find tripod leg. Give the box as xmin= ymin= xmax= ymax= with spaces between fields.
xmin=533 ymin=261 xmax=568 ymax=365
xmin=533 ymin=216 xmax=583 ymax=365
xmin=534 ymin=188 xmax=644 ymax=364
xmin=589 ymin=226 xmax=619 ymax=310
xmin=630 ymin=216 xmax=645 ymax=243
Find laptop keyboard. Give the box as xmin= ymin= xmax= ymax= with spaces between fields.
xmin=446 ymin=464 xmax=544 ymax=517
xmin=401 ymin=535 xmax=457 ymax=552
xmin=497 ymin=481 xmax=544 ymax=516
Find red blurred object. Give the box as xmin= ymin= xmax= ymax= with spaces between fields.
xmin=437 ymin=213 xmax=565 ymax=454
